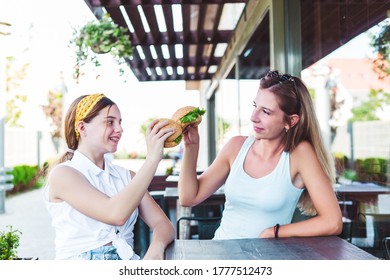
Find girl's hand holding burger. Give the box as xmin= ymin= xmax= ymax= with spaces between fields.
xmin=145 ymin=119 xmax=176 ymax=162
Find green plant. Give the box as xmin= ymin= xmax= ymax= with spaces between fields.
xmin=0 ymin=225 xmax=22 ymax=260
xmin=333 ymin=153 xmax=349 ymax=175
xmin=41 ymin=90 xmax=63 ymax=139
xmin=354 ymin=157 xmax=389 ymax=185
xmin=70 ymin=13 xmax=133 ymax=81
xmin=348 ymin=89 xmax=390 ymax=123
xmin=217 ymin=117 xmax=230 ymax=137
xmin=165 ymin=166 xmax=174 ymax=176
xmin=342 ymin=169 xmax=358 ymax=181
xmin=6 ymin=165 xmax=43 ymax=195
xmin=370 ymin=19 xmax=390 ymax=79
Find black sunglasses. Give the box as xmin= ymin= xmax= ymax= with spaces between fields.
xmin=266 ymin=70 xmax=300 ymax=109
xmin=267 ymin=70 xmax=294 ymax=83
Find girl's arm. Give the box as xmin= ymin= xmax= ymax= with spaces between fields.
xmin=138 ymin=192 xmax=175 ymax=260
xmin=48 ymin=119 xmax=176 ymax=226
xmin=178 ymin=132 xmax=245 ymax=207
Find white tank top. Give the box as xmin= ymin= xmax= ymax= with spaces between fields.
xmin=214 ymin=136 xmax=304 ymax=239
xmin=43 ymin=151 xmax=139 ymax=259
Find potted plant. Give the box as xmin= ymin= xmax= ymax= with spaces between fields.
xmin=70 ymin=13 xmax=133 ymax=81
xmin=0 ymin=225 xmax=21 ymax=260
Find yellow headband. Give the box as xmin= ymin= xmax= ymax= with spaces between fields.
xmin=74 ymin=93 xmax=105 ymax=140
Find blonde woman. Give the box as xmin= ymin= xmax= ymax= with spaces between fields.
xmin=178 ymin=70 xmax=342 ymax=239
xmin=43 ymin=94 xmax=175 ymax=259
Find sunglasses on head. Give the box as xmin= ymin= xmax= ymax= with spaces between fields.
xmin=265 ymin=70 xmax=300 ymax=109
xmin=266 ymin=70 xmax=295 ymax=83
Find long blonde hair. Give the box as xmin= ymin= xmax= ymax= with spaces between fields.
xmin=260 ymin=71 xmax=335 ymax=215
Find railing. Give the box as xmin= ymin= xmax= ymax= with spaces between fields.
xmin=0 ymin=167 xmax=14 ymax=214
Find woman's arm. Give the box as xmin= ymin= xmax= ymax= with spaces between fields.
xmin=260 ymin=141 xmax=343 ymax=238
xmin=138 ymin=192 xmax=175 ymax=260
xmin=178 ymin=132 xmax=245 ymax=207
xmin=177 ymin=124 xmax=200 ymax=205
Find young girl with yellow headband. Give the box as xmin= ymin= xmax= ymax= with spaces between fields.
xmin=43 ymin=93 xmax=175 ymax=260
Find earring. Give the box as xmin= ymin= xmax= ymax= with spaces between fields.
xmin=285 ymin=128 xmax=289 ymax=133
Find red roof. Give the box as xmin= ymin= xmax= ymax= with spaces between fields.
xmin=319 ymin=58 xmax=390 ymax=91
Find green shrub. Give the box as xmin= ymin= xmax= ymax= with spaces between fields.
xmin=12 ymin=165 xmax=38 ymax=185
xmin=333 ymin=153 xmax=349 ymax=175
xmin=0 ymin=225 xmax=21 ymax=260
xmin=363 ymin=158 xmax=381 ymax=173
xmin=6 ymin=165 xmax=44 ymax=195
xmin=342 ymin=169 xmax=358 ymax=181
xmin=354 ymin=157 xmax=389 ymax=185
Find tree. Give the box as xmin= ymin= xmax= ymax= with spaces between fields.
xmin=349 ymin=89 xmax=390 ymax=122
xmin=140 ymin=117 xmax=158 ymax=138
xmin=41 ymin=90 xmax=63 ymax=152
xmin=5 ymin=56 xmax=29 ymax=127
xmin=370 ymin=19 xmax=389 ymax=79
xmin=349 ymin=20 xmax=390 ymax=123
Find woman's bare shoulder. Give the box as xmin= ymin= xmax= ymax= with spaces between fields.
xmin=224 ymin=135 xmax=248 ymax=149
xmin=291 ymin=140 xmax=318 ymax=167
xmin=292 ymin=140 xmax=315 ymax=155
xmin=219 ymin=135 xmax=249 ymax=161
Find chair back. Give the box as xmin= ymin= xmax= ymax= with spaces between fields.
xmin=382 ymin=237 xmax=390 ymax=260
xmin=176 ymin=216 xmax=221 ymax=239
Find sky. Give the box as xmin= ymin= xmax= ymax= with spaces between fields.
xmin=328 ymin=33 xmax=374 ymax=59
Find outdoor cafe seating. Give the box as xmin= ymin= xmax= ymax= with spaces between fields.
xmin=383 ymin=237 xmax=390 ymax=260
xmin=132 ymin=173 xmax=390 ymax=259
xmin=176 ymin=204 xmax=223 ymax=240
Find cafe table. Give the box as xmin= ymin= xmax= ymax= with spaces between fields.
xmin=334 ymin=182 xmax=390 ymax=201
xmin=165 ymin=236 xmax=378 ymax=260
xmin=334 ymin=183 xmax=390 ymax=221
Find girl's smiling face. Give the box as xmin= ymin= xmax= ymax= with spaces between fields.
xmin=250 ymin=89 xmax=288 ymax=140
xmin=82 ymin=104 xmax=123 ymax=153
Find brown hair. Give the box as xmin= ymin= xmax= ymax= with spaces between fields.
xmin=260 ymin=71 xmax=336 ymax=215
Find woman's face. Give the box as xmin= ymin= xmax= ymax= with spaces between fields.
xmin=82 ymin=104 xmax=123 ymax=153
xmin=250 ymin=89 xmax=287 ymax=140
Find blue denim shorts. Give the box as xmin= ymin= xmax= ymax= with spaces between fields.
xmin=76 ymin=245 xmax=121 ymax=260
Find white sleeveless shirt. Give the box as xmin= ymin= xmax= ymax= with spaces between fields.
xmin=214 ymin=136 xmax=304 ymax=239
xmin=43 ymin=151 xmax=139 ymax=260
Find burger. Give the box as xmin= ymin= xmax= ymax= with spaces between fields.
xmin=171 ymin=106 xmax=206 ymax=129
xmin=157 ymin=106 xmax=206 ymax=148
xmin=157 ymin=118 xmax=183 ymax=148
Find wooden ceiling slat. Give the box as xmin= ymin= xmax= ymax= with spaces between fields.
xmin=153 ymin=45 xmax=165 ymax=67
xmin=195 ymin=4 xmax=207 ymax=76
xmin=162 ymin=5 xmax=175 ymax=43
xmin=141 ymin=5 xmax=161 ymax=44
xmin=206 ymin=3 xmax=224 ymax=74
xmin=88 ymin=0 xmax=247 ymax=7
xmin=181 ymin=4 xmax=191 ymax=43
xmin=124 ymin=6 xmax=147 ymax=45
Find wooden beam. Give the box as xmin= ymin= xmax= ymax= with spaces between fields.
xmin=206 ymin=0 xmax=271 ymax=99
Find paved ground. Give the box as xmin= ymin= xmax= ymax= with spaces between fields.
xmin=0 ymin=188 xmax=56 ymax=260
